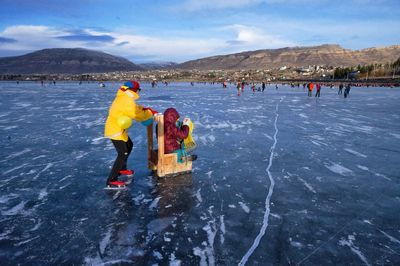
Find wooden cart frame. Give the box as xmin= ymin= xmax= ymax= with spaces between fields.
xmin=147 ymin=115 xmax=192 ymax=177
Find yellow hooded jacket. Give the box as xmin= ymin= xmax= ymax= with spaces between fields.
xmin=104 ymin=89 xmax=152 ymax=142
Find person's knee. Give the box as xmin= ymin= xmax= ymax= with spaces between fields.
xmin=117 ymin=149 xmax=130 ymax=158
xmin=127 ymin=146 xmax=133 ymax=154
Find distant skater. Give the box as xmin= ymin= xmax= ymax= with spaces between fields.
xmin=344 ymin=84 xmax=351 ymax=98
xmin=262 ymin=82 xmax=266 ymax=92
xmin=237 ymin=82 xmax=241 ymax=96
xmin=307 ymin=82 xmax=314 ymax=97
xmin=338 ymin=83 xmax=343 ymax=95
xmin=241 ymin=81 xmax=245 ymax=92
xmin=315 ymin=83 xmax=321 ymax=97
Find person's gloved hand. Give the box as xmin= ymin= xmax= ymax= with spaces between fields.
xmin=182 ymin=118 xmax=191 ymax=126
xmin=143 ymin=107 xmax=158 ymax=115
xmin=141 ymin=117 xmax=154 ymax=126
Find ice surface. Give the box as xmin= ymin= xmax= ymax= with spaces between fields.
xmin=0 ymin=81 xmax=399 ymax=265
xmin=344 ymin=148 xmax=367 ymax=158
xmin=379 ymin=229 xmax=400 ymax=245
xmin=325 ymin=163 xmax=353 ymax=176
xmin=339 ymin=235 xmax=371 ymax=266
xmin=1 ymin=201 xmax=27 ymax=216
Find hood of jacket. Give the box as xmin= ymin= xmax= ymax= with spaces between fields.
xmin=164 ymin=108 xmax=179 ymax=125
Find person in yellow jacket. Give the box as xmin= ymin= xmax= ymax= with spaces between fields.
xmin=104 ymin=80 xmax=157 ymax=188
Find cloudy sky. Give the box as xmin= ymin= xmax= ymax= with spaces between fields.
xmin=0 ymin=0 xmax=399 ymax=63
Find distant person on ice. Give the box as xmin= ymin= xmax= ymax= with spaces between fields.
xmin=104 ymin=80 xmax=157 ymax=189
xmin=315 ymin=83 xmax=321 ymax=97
xmin=163 ymin=108 xmax=197 ymax=163
xmin=344 ymin=84 xmax=351 ymax=98
xmin=237 ymin=82 xmax=241 ymax=96
xmin=338 ymin=83 xmax=344 ymax=95
xmin=307 ymin=82 xmax=314 ymax=97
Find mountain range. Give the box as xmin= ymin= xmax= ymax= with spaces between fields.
xmin=0 ymin=48 xmax=142 ymax=74
xmin=0 ymin=44 xmax=399 ymax=74
xmin=176 ymin=44 xmax=400 ymax=70
xmin=139 ymin=61 xmax=178 ymax=70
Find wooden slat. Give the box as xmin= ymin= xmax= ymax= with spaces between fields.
xmin=157 ymin=115 xmax=165 ymax=163
xmin=147 ymin=123 xmax=153 ymax=170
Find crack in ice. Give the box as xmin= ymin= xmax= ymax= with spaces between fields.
xmin=339 ymin=235 xmax=371 ymax=266
xmin=32 ymin=163 xmax=54 ymax=180
xmin=239 ymin=97 xmax=284 ymax=265
xmin=379 ymin=229 xmax=400 ymax=245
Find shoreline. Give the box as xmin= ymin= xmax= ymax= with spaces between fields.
xmin=1 ymin=78 xmax=399 ymax=87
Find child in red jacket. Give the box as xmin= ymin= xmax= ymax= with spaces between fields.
xmin=163 ymin=108 xmax=197 ymax=162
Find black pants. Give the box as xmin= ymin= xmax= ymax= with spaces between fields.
xmin=107 ymin=137 xmax=133 ymax=185
xmin=315 ymin=90 xmax=320 ymax=97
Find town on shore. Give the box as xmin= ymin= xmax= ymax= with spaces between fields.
xmin=1 ymin=64 xmax=399 ymax=87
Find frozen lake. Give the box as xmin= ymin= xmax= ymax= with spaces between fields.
xmin=0 ymin=81 xmax=399 ymax=265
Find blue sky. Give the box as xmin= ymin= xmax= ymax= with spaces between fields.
xmin=0 ymin=0 xmax=399 ymax=63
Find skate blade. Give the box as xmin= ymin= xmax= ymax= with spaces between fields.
xmin=104 ymin=185 xmax=127 ymax=190
xmin=121 ymin=173 xmax=134 ymax=177
xmin=120 ymin=175 xmax=134 ymax=185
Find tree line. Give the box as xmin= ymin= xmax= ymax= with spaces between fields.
xmin=334 ymin=57 xmax=400 ymax=79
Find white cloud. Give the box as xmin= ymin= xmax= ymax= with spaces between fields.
xmin=260 ymin=17 xmax=400 ymax=49
xmin=105 ymin=32 xmax=226 ymax=61
xmin=223 ymin=24 xmax=296 ymax=49
xmin=0 ymin=26 xmax=78 ymax=54
xmin=0 ymin=25 xmax=228 ymax=62
xmin=2 ymin=19 xmax=395 ymax=63
xmin=0 ymin=25 xmax=89 ymax=52
xmin=0 ymin=24 xmax=296 ymax=62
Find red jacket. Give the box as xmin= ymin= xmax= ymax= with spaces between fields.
xmin=164 ymin=108 xmax=189 ymax=154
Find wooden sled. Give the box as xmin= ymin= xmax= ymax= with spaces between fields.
xmin=147 ymin=115 xmax=192 ymax=177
